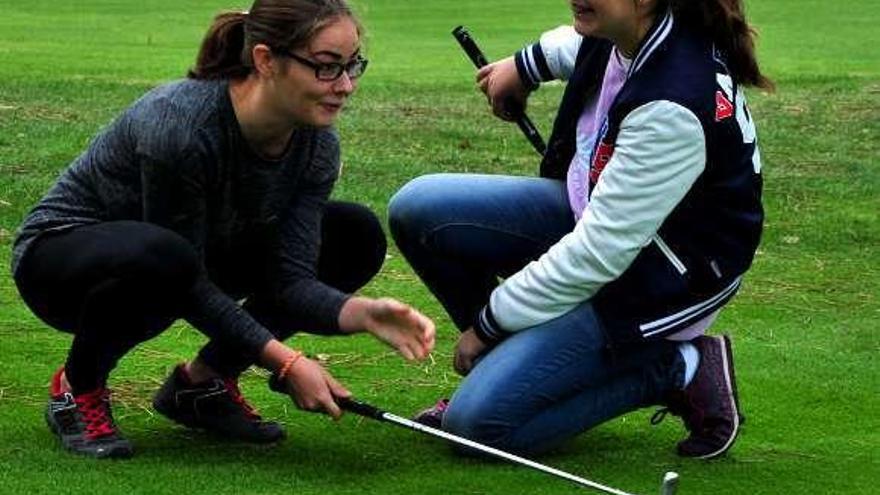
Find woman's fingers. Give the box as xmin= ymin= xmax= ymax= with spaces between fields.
xmin=319 ymin=392 xmax=343 ymax=420
xmin=326 ymin=373 xmax=351 ymax=399
xmin=454 ymin=348 xmax=474 ymax=376
xmin=493 ymin=101 xmax=513 ymax=120
xmin=286 ymin=358 xmax=350 ymax=419
xmin=398 ymin=343 xmax=417 ymax=361
xmin=366 ymin=298 xmax=436 ymax=360
xmin=405 ymin=313 xmax=435 ymax=358
xmin=411 ymin=311 xmax=435 ymax=339
xmin=476 ymin=64 xmax=493 ymax=85
xmin=319 ymin=372 xmax=350 ymax=420
xmin=421 ymin=318 xmax=436 ymax=349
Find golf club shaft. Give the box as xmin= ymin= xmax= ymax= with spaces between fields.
xmin=339 ymin=398 xmax=636 ymax=495
xmin=452 ymin=26 xmax=547 ymax=155
xmin=659 ymin=472 xmax=679 ymax=495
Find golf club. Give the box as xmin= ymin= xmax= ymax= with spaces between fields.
xmin=337 ymin=396 xmax=679 ymax=495
xmin=452 ymin=25 xmax=547 ymax=156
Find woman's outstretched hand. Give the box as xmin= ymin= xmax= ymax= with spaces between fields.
xmin=339 ymin=296 xmax=436 ymax=361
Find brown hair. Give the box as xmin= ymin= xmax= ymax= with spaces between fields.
xmin=188 ymin=0 xmax=361 ymax=80
xmin=665 ymin=0 xmax=774 ymax=90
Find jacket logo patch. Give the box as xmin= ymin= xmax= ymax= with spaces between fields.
xmin=715 ymin=91 xmax=734 ymax=121
xmin=590 ymin=141 xmax=615 ymax=183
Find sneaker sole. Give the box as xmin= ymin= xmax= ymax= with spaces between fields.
xmin=77 ymin=442 xmax=134 ymax=459
xmin=694 ymin=335 xmax=740 ymax=459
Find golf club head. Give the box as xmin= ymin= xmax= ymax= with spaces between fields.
xmin=660 ymin=471 xmax=679 ymax=495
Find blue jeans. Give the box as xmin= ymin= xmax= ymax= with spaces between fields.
xmin=389 ymin=174 xmax=684 ymax=454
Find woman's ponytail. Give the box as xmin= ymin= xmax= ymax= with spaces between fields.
xmin=188 ymin=12 xmax=249 ymax=80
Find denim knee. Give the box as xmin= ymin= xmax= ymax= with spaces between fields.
xmin=442 ymin=395 xmax=518 ymax=454
xmin=388 ymin=174 xmax=446 ymax=242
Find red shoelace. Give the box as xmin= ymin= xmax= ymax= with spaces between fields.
xmin=74 ymin=389 xmax=117 ymax=440
xmin=223 ymin=379 xmax=261 ymax=420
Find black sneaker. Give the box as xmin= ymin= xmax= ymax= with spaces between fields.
xmin=45 ymin=367 xmax=133 ymax=459
xmin=412 ymin=399 xmax=449 ymax=429
xmin=654 ymin=335 xmax=742 ymax=459
xmin=153 ymin=364 xmax=285 ymax=443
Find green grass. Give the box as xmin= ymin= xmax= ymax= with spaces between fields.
xmin=1 ymin=1 xmax=878 ymax=494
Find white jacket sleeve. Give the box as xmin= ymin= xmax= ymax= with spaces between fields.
xmin=476 ymin=101 xmax=707 ymax=341
xmin=515 ymin=25 xmax=583 ymax=86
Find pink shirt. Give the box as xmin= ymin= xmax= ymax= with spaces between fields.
xmin=567 ymin=49 xmax=631 ymax=219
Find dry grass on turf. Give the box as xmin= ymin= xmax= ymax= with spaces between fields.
xmin=0 ymin=1 xmax=877 ymax=494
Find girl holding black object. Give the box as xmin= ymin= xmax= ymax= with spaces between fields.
xmin=390 ymin=0 xmax=769 ymax=458
xmin=12 ymin=0 xmax=434 ymax=459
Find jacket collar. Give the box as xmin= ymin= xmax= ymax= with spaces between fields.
xmin=628 ymin=9 xmax=674 ymax=77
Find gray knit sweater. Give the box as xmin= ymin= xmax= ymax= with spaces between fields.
xmin=11 ymin=78 xmax=349 ymax=360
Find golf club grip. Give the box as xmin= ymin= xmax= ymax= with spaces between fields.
xmin=336 ymin=397 xmax=385 ymax=420
xmin=452 ymin=25 xmax=489 ymax=68
xmin=452 ymin=26 xmax=546 ymax=155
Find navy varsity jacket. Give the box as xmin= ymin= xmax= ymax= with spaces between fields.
xmin=474 ymin=10 xmax=764 ymax=347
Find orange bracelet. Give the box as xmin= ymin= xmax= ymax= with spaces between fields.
xmin=277 ymin=351 xmax=303 ymax=381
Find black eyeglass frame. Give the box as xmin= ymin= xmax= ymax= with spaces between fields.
xmin=279 ymin=50 xmax=369 ymax=81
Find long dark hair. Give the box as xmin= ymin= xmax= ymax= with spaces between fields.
xmin=666 ymin=0 xmax=773 ymax=90
xmin=188 ymin=0 xmax=361 ymax=80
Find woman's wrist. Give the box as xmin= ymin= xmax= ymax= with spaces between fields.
xmin=259 ymin=339 xmax=302 ymax=372
xmin=337 ymin=296 xmax=372 ymax=334
xmin=277 ymin=351 xmax=304 ymax=380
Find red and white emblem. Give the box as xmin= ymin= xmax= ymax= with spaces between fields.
xmin=715 ymin=91 xmax=733 ymax=121
xmin=589 ymin=141 xmax=615 ymax=183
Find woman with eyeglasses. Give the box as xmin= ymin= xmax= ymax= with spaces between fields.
xmin=11 ymin=0 xmax=434 ymax=459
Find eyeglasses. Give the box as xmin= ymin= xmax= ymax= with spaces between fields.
xmin=281 ymin=51 xmax=369 ymax=81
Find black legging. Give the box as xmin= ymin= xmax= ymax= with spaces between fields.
xmin=14 ymin=201 xmax=386 ymax=393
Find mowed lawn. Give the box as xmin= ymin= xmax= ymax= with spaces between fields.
xmin=0 ymin=1 xmax=877 ymax=494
